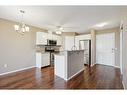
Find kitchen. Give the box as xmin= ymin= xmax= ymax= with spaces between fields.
xmin=36 ymin=31 xmax=63 ymax=68
xmin=36 ymin=31 xmax=91 ymax=80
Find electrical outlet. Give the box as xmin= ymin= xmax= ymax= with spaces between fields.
xmin=4 ymin=64 xmax=7 ymax=68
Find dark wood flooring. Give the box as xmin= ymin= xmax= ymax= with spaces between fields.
xmin=0 ymin=64 xmax=123 ymax=89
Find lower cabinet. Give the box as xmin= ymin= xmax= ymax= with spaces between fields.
xmin=41 ymin=53 xmax=50 ymax=67
xmin=36 ymin=52 xmax=50 ymax=68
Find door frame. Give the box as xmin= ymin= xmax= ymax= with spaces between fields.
xmin=120 ymin=29 xmax=123 ymax=75
xmin=79 ymin=39 xmax=91 ymax=67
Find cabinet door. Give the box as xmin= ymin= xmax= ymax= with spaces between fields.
xmin=36 ymin=53 xmax=42 ymax=68
xmin=53 ymin=35 xmax=57 ymax=40
xmin=47 ymin=33 xmax=53 ymax=40
xmin=57 ymin=36 xmax=62 ymax=45
xmin=41 ymin=53 xmax=50 ymax=67
xmin=36 ymin=32 xmax=47 ymax=45
xmin=53 ymin=35 xmax=62 ymax=45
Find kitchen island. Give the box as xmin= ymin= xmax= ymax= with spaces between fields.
xmin=54 ymin=50 xmax=84 ymax=81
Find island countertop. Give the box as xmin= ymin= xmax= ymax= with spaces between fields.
xmin=54 ymin=50 xmax=84 ymax=55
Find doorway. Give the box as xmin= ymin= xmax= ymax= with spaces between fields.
xmin=79 ymin=40 xmax=91 ymax=67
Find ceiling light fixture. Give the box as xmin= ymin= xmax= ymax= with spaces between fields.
xmin=56 ymin=31 xmax=62 ymax=34
xmin=55 ymin=26 xmax=64 ymax=34
xmin=14 ymin=10 xmax=30 ymax=34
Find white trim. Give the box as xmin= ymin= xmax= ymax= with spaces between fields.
xmin=95 ymin=63 xmax=120 ymax=69
xmin=120 ymin=29 xmax=123 ymax=75
xmin=96 ymin=63 xmax=115 ymax=67
xmin=122 ymin=81 xmax=125 ymax=89
xmin=0 ymin=66 xmax=36 ymax=76
xmin=65 ymin=68 xmax=84 ymax=81
xmin=114 ymin=66 xmax=120 ymax=68
xmin=91 ymin=63 xmax=96 ymax=67
xmin=64 ymin=78 xmax=68 ymax=81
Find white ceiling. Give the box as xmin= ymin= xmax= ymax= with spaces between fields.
xmin=0 ymin=6 xmax=127 ymax=33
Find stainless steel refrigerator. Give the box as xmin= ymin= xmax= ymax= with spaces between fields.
xmin=79 ymin=40 xmax=91 ymax=66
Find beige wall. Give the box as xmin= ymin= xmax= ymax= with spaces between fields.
xmin=0 ymin=18 xmax=46 ymax=74
xmin=96 ymin=27 xmax=120 ymax=67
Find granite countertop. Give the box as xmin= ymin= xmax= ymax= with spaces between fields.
xmin=36 ymin=50 xmax=47 ymax=54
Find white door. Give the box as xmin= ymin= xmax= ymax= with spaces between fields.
xmin=96 ymin=33 xmax=115 ymax=66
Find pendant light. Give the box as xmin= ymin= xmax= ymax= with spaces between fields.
xmin=14 ymin=10 xmax=30 ymax=34
xmin=71 ymin=33 xmax=78 ymax=51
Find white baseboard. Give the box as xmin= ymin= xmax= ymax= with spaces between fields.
xmin=0 ymin=66 xmax=36 ymax=76
xmin=96 ymin=63 xmax=110 ymax=66
xmin=122 ymin=81 xmax=125 ymax=89
xmin=95 ymin=63 xmax=119 ymax=68
xmin=91 ymin=63 xmax=95 ymax=67
xmin=114 ymin=66 xmax=120 ymax=68
xmin=65 ymin=68 xmax=84 ymax=81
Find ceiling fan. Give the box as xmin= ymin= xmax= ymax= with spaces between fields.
xmin=54 ymin=26 xmax=64 ymax=34
xmin=46 ymin=24 xmax=79 ymax=35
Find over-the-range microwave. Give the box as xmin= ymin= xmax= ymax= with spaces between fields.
xmin=47 ymin=39 xmax=57 ymax=46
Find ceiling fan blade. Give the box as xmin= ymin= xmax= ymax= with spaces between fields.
xmin=62 ymin=27 xmax=80 ymax=29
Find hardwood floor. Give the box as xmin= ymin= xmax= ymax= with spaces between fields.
xmin=0 ymin=64 xmax=123 ymax=89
